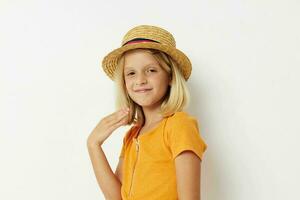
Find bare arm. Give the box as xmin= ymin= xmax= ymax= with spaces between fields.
xmin=114 ymin=158 xmax=123 ymax=184
xmin=87 ymin=143 xmax=122 ymax=200
xmin=175 ymin=150 xmax=202 ymax=200
xmin=86 ymin=107 xmax=129 ymax=200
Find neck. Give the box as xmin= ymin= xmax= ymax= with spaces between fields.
xmin=142 ymin=104 xmax=163 ymax=127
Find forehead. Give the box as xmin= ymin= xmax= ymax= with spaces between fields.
xmin=124 ymin=62 xmax=158 ymax=70
xmin=123 ymin=50 xmax=159 ymax=70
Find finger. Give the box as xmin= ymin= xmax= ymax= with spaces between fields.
xmin=114 ymin=111 xmax=129 ymax=125
xmin=111 ymin=111 xmax=129 ymax=128
xmin=105 ymin=108 xmax=126 ymax=119
xmin=106 ymin=109 xmax=129 ymax=126
xmin=104 ymin=107 xmax=128 ymax=123
xmin=109 ymin=116 xmax=129 ymax=131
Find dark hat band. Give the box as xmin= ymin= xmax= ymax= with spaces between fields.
xmin=122 ymin=38 xmax=160 ymax=46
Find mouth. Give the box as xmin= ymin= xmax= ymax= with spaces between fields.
xmin=135 ymin=89 xmax=152 ymax=93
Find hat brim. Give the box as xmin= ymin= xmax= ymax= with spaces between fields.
xmin=101 ymin=42 xmax=192 ymax=81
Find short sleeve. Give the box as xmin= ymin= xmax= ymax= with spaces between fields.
xmin=167 ymin=112 xmax=208 ymax=160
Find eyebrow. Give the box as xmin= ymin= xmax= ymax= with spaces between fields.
xmin=124 ymin=63 xmax=157 ymax=71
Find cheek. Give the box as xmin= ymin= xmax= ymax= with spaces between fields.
xmin=124 ymin=79 xmax=132 ymax=91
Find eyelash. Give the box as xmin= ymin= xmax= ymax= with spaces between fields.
xmin=126 ymin=69 xmax=157 ymax=76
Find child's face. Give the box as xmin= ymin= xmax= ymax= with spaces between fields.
xmin=123 ymin=50 xmax=171 ymax=109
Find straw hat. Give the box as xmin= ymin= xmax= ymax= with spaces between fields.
xmin=101 ymin=25 xmax=192 ymax=81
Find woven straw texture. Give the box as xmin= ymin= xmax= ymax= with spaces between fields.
xmin=102 ymin=25 xmax=192 ymax=81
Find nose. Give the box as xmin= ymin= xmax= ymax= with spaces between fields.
xmin=135 ymin=73 xmax=148 ymax=86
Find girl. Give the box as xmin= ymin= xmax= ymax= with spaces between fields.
xmin=87 ymin=25 xmax=208 ymax=200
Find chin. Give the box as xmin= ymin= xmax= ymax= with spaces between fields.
xmin=135 ymin=98 xmax=163 ymax=108
xmin=129 ymin=94 xmax=164 ymax=108
xmin=134 ymin=101 xmax=154 ymax=107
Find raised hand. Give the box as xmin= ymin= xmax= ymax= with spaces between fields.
xmin=87 ymin=107 xmax=130 ymax=146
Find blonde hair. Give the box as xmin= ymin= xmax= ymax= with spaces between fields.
xmin=113 ymin=48 xmax=190 ymax=126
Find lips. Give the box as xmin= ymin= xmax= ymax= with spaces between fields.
xmin=135 ymin=88 xmax=152 ymax=93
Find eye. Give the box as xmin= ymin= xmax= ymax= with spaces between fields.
xmin=147 ymin=68 xmax=157 ymax=73
xmin=126 ymin=72 xmax=135 ymax=76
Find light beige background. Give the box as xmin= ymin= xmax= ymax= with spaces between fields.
xmin=1 ymin=0 xmax=299 ymax=199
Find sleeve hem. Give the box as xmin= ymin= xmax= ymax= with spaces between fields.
xmin=172 ymin=147 xmax=205 ymax=161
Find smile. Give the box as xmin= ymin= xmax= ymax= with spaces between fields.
xmin=135 ymin=89 xmax=152 ymax=93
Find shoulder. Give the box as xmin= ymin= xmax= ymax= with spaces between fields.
xmin=168 ymin=111 xmax=197 ymax=120
xmin=166 ymin=111 xmax=199 ymax=129
xmin=164 ymin=111 xmax=201 ymax=139
xmin=164 ymin=111 xmax=208 ymax=160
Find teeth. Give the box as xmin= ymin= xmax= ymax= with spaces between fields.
xmin=137 ymin=89 xmax=150 ymax=92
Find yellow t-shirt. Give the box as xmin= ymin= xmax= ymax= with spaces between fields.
xmin=119 ymin=111 xmax=208 ymax=200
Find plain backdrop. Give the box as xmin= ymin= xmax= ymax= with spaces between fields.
xmin=1 ymin=0 xmax=299 ymax=199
